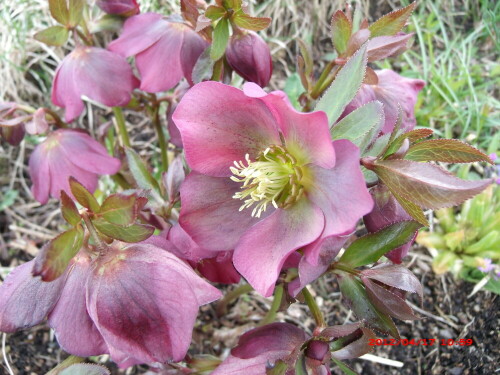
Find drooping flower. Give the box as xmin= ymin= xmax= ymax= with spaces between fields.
xmin=226 ymin=31 xmax=273 ymax=87
xmin=97 ymin=0 xmax=140 ymax=16
xmin=0 ymin=240 xmax=221 ymax=366
xmin=0 ymin=104 xmax=49 ymax=145
xmin=108 ymin=13 xmax=208 ymax=93
xmin=364 ymin=184 xmax=416 ymax=263
xmin=342 ymin=69 xmax=425 ymax=134
xmin=173 ymin=82 xmax=373 ymax=296
xmin=52 ymin=47 xmax=139 ymax=122
xmin=29 ymin=129 xmax=121 ymax=204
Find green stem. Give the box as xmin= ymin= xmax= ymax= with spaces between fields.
xmin=46 ymin=355 xmax=85 ymax=375
xmin=152 ymin=105 xmax=168 ymax=172
xmin=82 ymin=213 xmax=106 ymax=253
xmin=310 ymin=64 xmax=341 ymax=99
xmin=259 ymin=284 xmax=284 ymax=326
xmin=112 ymin=107 xmax=131 ymax=148
xmin=302 ymin=286 xmax=326 ymax=328
xmin=216 ymin=283 xmax=253 ymax=316
xmin=329 ymin=262 xmax=361 ymax=276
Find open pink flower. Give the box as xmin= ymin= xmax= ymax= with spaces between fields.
xmin=97 ymin=0 xmax=140 ymax=16
xmin=342 ymin=69 xmax=425 ymax=134
xmin=173 ymin=82 xmax=373 ymax=296
xmin=29 ymin=129 xmax=121 ymax=204
xmin=226 ymin=31 xmax=272 ymax=87
xmin=108 ymin=13 xmax=208 ymax=93
xmin=52 ymin=47 xmax=138 ymax=122
xmin=0 ymin=241 xmax=221 ymax=366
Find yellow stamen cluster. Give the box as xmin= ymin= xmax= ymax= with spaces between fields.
xmin=230 ymin=145 xmax=304 ymax=218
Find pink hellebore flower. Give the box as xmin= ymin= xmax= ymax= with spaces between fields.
xmin=173 ymin=82 xmax=373 ymax=296
xmin=226 ymin=31 xmax=273 ymax=87
xmin=364 ymin=184 xmax=416 ymax=263
xmin=342 ymin=69 xmax=425 ymax=134
xmin=108 ymin=13 xmax=208 ymax=93
xmin=52 ymin=47 xmax=138 ymax=122
xmin=97 ymin=0 xmax=140 ymax=16
xmin=0 ymin=241 xmax=221 ymax=366
xmin=29 ymin=129 xmax=121 ymax=204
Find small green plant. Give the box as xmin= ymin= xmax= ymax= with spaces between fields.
xmin=417 ymin=184 xmax=500 ymax=294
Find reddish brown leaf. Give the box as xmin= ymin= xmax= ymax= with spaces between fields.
xmin=373 ymin=159 xmax=492 ymax=209
xmin=232 ymin=10 xmax=271 ymax=31
xmin=60 ymin=190 xmax=81 ymax=227
xmin=362 ymin=277 xmax=418 ymax=320
xmin=345 ymin=29 xmax=370 ymax=57
xmin=362 ymin=264 xmax=423 ymax=300
xmin=367 ymin=33 xmax=413 ymax=62
xmin=181 ymin=0 xmax=201 ymax=26
xmin=391 ymin=192 xmax=429 ymax=226
xmin=368 ymin=2 xmax=417 ymax=37
xmin=331 ymin=10 xmax=352 ymax=55
xmin=332 ymin=328 xmax=376 ymax=360
xmin=320 ymin=323 xmax=362 ymax=339
xmin=404 ymin=139 xmax=493 ymax=164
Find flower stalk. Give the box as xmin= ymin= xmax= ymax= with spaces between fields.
xmin=113 ymin=106 xmax=131 ymax=148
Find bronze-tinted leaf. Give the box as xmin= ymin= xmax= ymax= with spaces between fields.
xmin=373 ymin=159 xmax=492 ymax=209
xmin=69 ymin=177 xmax=100 ymax=213
xmin=92 ymin=217 xmax=154 ymax=243
xmin=233 ymin=10 xmax=271 ymax=31
xmin=404 ymin=139 xmax=493 ymax=164
xmin=60 ymin=190 xmax=81 ymax=227
xmin=331 ymin=10 xmax=352 ymax=55
xmin=332 ymin=328 xmax=375 ymax=360
xmin=362 ymin=277 xmax=418 ymax=320
xmin=368 ymin=2 xmax=416 ymax=37
xmin=362 ymin=264 xmax=423 ymax=300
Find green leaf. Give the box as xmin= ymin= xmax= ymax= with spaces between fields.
xmin=210 ymin=17 xmax=230 ymax=61
xmin=205 ymin=5 xmax=226 ymax=20
xmin=34 ymin=26 xmax=69 ymax=46
xmin=69 ymin=177 xmax=101 ymax=213
xmin=59 ymin=363 xmax=110 ymax=375
xmin=33 ymin=225 xmax=84 ymax=281
xmin=315 ymin=43 xmax=368 ymax=126
xmin=92 ymin=218 xmax=154 ymax=243
xmin=49 ymin=0 xmax=69 ymax=25
xmin=372 ymin=159 xmax=493 ymax=209
xmin=232 ymin=10 xmax=271 ymax=31
xmin=368 ymin=2 xmax=416 ymax=37
xmin=404 ymin=139 xmax=493 ymax=164
xmin=60 ymin=191 xmax=82 ymax=226
xmin=384 ymin=128 xmax=434 ymax=158
xmin=331 ymin=10 xmax=352 ymax=55
xmin=331 ymin=358 xmax=358 ymax=375
xmin=339 ymin=220 xmax=422 ymax=268
xmin=283 ymin=73 xmax=303 ymax=110
xmin=125 ymin=148 xmax=163 ymax=202
xmin=338 ymin=273 xmax=399 ymax=338
xmin=68 ymin=0 xmax=85 ymax=27
xmin=294 ymin=355 xmax=307 ymax=375
xmin=297 ymin=39 xmax=313 ymax=77
xmin=99 ymin=193 xmax=146 ymax=226
xmin=330 ymin=101 xmax=384 ymax=149
xmin=0 ymin=189 xmax=18 ymax=211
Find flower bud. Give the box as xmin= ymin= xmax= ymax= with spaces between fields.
xmin=97 ymin=0 xmax=140 ymax=16
xmin=226 ymin=31 xmax=272 ymax=87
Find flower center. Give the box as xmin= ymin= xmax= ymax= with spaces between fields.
xmin=230 ymin=145 xmax=304 ymax=218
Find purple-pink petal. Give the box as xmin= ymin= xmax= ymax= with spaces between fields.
xmin=179 ymin=172 xmax=264 ymax=251
xmin=0 ymin=260 xmax=65 ymax=332
xmin=233 ymin=199 xmax=324 ymax=297
xmin=87 ymin=243 xmax=220 ymax=363
xmin=48 ymin=255 xmax=108 ymax=356
xmin=307 ymin=139 xmax=373 ymax=239
xmin=173 ymin=81 xmax=281 ymax=177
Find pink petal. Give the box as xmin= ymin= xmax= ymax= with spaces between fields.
xmin=168 ymin=223 xmax=217 ymax=261
xmin=135 ymin=26 xmax=184 ymax=92
xmin=51 ymin=56 xmax=85 ymax=122
xmin=172 ymin=82 xmax=280 ymax=177
xmin=307 ymin=139 xmax=373 ymax=239
xmin=87 ymin=243 xmax=221 ymax=363
xmin=0 ymin=260 xmax=65 ymax=332
xmin=197 ymin=252 xmax=241 ymax=284
xmin=233 ymin=198 xmax=324 ymax=297
xmin=29 ymin=145 xmax=51 ymax=204
xmin=48 ymin=255 xmax=108 ymax=356
xmin=108 ymin=13 xmax=166 ymax=57
xmin=59 ymin=130 xmax=121 ymax=175
xmin=74 ymin=48 xmax=138 ymax=108
xmin=179 ymin=172 xmax=263 ymax=251
xmin=243 ymin=83 xmax=335 ymax=169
